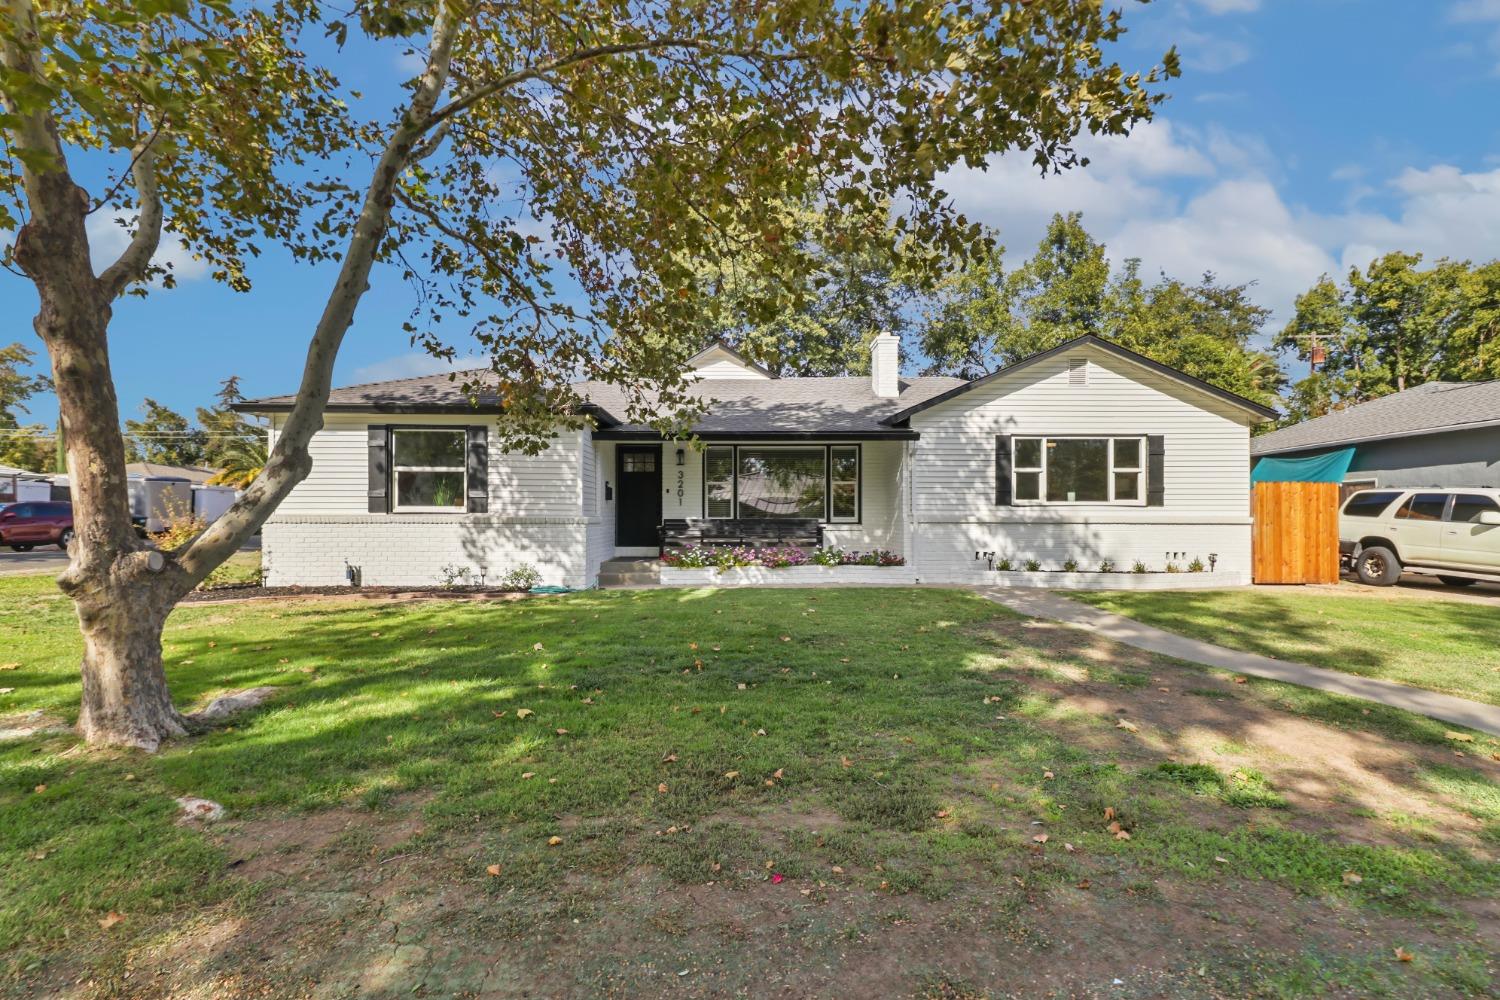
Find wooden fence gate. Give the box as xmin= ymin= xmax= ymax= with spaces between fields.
xmin=1251 ymin=481 xmax=1340 ymax=584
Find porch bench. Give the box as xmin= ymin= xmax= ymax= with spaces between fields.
xmin=660 ymin=518 xmax=823 ymax=552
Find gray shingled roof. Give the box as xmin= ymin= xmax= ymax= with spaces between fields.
xmin=1251 ymin=381 xmax=1500 ymax=456
xmin=239 ymin=370 xmax=964 ymax=435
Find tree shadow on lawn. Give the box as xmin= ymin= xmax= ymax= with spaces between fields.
xmin=4 ymin=587 xmax=1499 ymax=999
xmin=1073 ymin=588 xmax=1500 ymax=703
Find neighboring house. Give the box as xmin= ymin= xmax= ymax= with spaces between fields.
xmin=1251 ymin=381 xmax=1500 ymax=497
xmin=236 ymin=334 xmax=1275 ymax=588
xmin=0 ymin=464 xmax=52 ymax=505
xmin=124 ymin=462 xmax=220 ymax=485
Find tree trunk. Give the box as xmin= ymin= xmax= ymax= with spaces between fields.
xmin=75 ymin=584 xmax=187 ymax=752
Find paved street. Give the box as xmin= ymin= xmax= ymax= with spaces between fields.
xmin=0 ymin=547 xmax=70 ymax=577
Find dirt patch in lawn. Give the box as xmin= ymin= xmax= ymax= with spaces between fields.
xmin=29 ymin=796 xmax=1495 ymax=1000
xmin=979 ymin=617 xmax=1500 ymax=853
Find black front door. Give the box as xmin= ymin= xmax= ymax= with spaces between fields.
xmin=615 ymin=446 xmax=663 ymax=547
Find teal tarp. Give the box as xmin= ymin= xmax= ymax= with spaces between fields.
xmin=1250 ymin=447 xmax=1356 ymax=484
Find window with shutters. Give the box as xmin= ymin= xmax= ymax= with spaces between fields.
xmin=391 ymin=429 xmax=467 ymax=511
xmin=1010 ymin=436 xmax=1147 ymax=505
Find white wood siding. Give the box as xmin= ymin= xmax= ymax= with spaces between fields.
xmin=269 ymin=413 xmax=586 ymax=518
xmin=907 ymin=344 xmax=1255 ymax=577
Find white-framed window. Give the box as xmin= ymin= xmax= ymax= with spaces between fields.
xmin=1012 ymin=436 xmax=1146 ymax=505
xmin=701 ymin=444 xmax=862 ymax=522
xmin=392 ymin=428 xmax=467 ymax=511
xmin=830 ymin=445 xmax=859 ymax=522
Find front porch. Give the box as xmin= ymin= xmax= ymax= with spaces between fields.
xmin=595 ymin=437 xmax=909 ymax=562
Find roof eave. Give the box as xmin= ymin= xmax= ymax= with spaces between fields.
xmin=232 ymin=400 xmax=621 ymax=429
xmin=1252 ymin=416 xmax=1500 ymax=457
xmin=593 ymin=428 xmax=920 ymax=441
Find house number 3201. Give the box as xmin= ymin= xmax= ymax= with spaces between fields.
xmin=675 ymin=469 xmax=685 ymax=502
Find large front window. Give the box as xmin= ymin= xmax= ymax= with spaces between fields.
xmin=392 ymin=428 xmax=466 ymax=511
xmin=1013 ymin=436 xmax=1144 ymax=505
xmin=703 ymin=444 xmax=860 ymax=522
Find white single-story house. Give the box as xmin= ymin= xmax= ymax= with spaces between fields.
xmin=237 ymin=334 xmax=1275 ymax=588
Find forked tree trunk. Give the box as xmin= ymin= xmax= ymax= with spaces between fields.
xmin=75 ymin=585 xmax=188 ymax=752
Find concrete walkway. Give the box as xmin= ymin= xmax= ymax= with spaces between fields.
xmin=979 ymin=587 xmax=1500 ymax=738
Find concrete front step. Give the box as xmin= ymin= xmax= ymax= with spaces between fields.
xmin=598 ymin=559 xmax=661 ymax=588
xmin=598 ymin=572 xmax=661 ymax=587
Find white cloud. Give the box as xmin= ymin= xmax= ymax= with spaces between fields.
xmin=940 ymin=116 xmax=1500 ymax=333
xmin=348 ymin=352 xmax=485 ymax=385
xmin=85 ymin=213 xmax=208 ymax=284
xmin=1450 ymin=0 xmax=1500 ymax=22
xmin=1176 ymin=27 xmax=1253 ymax=72
xmin=1188 ymin=0 xmax=1261 ymax=13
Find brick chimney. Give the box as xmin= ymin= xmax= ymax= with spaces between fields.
xmin=870 ymin=331 xmax=900 ymax=398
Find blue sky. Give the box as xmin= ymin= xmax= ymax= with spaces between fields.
xmin=6 ymin=0 xmax=1500 ymax=428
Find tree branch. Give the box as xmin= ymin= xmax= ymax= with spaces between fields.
xmin=425 ymin=37 xmax=809 ymax=134
xmin=176 ymin=0 xmax=466 ymax=582
xmin=97 ymin=133 xmax=164 ymax=299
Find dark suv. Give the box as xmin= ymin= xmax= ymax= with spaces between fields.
xmin=0 ymin=501 xmax=75 ymax=551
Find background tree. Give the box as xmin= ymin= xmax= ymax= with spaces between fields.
xmin=198 ymin=377 xmax=268 ymax=488
xmin=123 ymin=399 xmax=207 ymax=467
xmin=920 ymin=214 xmax=1283 ymax=408
xmin=1 ymin=0 xmax=1174 ymax=749
xmin=1277 ymin=253 xmax=1500 ymax=420
xmin=0 ymin=341 xmax=51 ymax=470
xmin=682 ymin=201 xmax=921 ymax=376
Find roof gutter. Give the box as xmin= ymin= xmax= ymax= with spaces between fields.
xmin=233 ymin=401 xmax=621 ymax=429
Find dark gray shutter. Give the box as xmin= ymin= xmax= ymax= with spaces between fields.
xmin=1147 ymin=434 xmax=1165 ymax=507
xmin=466 ymin=426 xmax=489 ymax=513
xmin=367 ymin=426 xmax=389 ymax=513
xmin=994 ymin=435 xmax=1013 ymax=506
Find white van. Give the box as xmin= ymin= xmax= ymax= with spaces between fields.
xmin=1339 ymin=488 xmax=1500 ymax=586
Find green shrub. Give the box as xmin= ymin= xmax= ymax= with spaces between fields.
xmin=1098 ymin=560 xmax=1116 ymax=573
xmin=1023 ymin=558 xmax=1041 ymax=572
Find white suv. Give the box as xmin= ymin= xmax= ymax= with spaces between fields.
xmin=1340 ymin=488 xmax=1500 ymax=586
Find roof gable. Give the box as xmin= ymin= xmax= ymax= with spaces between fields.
xmin=686 ymin=341 xmax=774 ymax=380
xmin=881 ymin=335 xmax=1278 ymax=426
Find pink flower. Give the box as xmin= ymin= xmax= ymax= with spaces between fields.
xmin=771 ymin=873 xmax=784 ymax=884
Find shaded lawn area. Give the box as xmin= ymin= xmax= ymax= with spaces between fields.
xmin=2 ymin=574 xmax=1499 ymax=999
xmin=1070 ymin=588 xmax=1500 ymax=706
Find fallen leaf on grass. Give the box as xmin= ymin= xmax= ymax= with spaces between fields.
xmin=1032 ymin=833 xmax=1049 ymax=844
xmin=841 ymin=756 xmax=853 ymax=768
xmin=555 ymin=728 xmax=569 ymax=735
xmin=1103 ymin=807 xmax=1117 ymax=821
xmin=1064 ymin=843 xmax=1075 ymax=853
xmin=98 ymin=912 xmax=125 ymax=930
xmin=521 ymin=772 xmax=535 ymax=780
xmin=1232 ymin=676 xmax=1247 ymax=684
xmin=723 ymin=771 xmax=740 ymax=779
xmin=532 ymin=643 xmax=544 ymax=651
xmin=33 ymin=785 xmax=45 ymax=794
xmin=547 ymin=836 xmax=563 ymax=846
xmin=661 ymin=753 xmax=679 ymax=763
xmin=0 ymin=663 xmax=17 ymax=671
xmin=1445 ymin=731 xmax=1475 ymax=743
xmin=1394 ymin=947 xmax=1414 ymax=963
xmin=0 ymin=688 xmax=13 ymax=695
xmin=831 ymin=865 xmax=844 ymax=874
xmin=1115 ymin=719 xmax=1139 ymax=733
xmin=658 ymin=783 xmax=669 ymax=794
xmin=1043 ymin=770 xmax=1054 ymax=780
xmin=1342 ymin=871 xmax=1363 ymax=885
xmin=515 ymin=708 xmax=534 ymax=719
xmin=935 ymin=809 xmax=950 ymax=819
xmin=1076 ymin=879 xmax=1091 ymax=890
xmin=486 ymin=864 xmax=502 ymax=877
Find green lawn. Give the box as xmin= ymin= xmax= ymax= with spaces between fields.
xmin=1069 ymin=588 xmax=1500 ymax=706
xmin=2 ymin=575 xmax=1498 ymax=998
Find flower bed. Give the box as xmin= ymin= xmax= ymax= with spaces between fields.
xmin=661 ymin=545 xmax=904 ymax=571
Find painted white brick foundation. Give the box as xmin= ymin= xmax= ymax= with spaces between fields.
xmin=262 ymin=515 xmax=589 ymax=588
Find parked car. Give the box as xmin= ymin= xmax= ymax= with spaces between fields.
xmin=1339 ymin=488 xmax=1500 ymax=586
xmin=0 ymin=500 xmax=74 ymax=551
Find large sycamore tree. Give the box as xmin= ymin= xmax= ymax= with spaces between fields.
xmin=0 ymin=0 xmax=1174 ymax=750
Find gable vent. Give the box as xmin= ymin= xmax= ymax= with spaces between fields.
xmin=1068 ymin=357 xmax=1088 ymax=385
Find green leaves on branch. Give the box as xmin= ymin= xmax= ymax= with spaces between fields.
xmin=1275 ymin=253 xmax=1500 ymax=422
